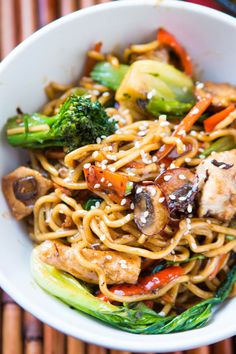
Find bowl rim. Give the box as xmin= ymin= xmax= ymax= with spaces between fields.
xmin=0 ymin=0 xmax=236 ymax=351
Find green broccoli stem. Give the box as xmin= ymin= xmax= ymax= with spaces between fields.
xmin=201 ymin=136 xmax=236 ymax=157
xmin=5 ymin=95 xmax=116 ymax=150
xmin=146 ymin=97 xmax=194 ymax=116
xmin=6 ymin=113 xmax=61 ymax=147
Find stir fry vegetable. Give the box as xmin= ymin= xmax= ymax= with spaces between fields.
xmin=204 ymin=104 xmax=235 ymax=132
xmin=157 ymin=28 xmax=193 ymax=76
xmin=97 ymin=266 xmax=184 ymax=301
xmin=6 ymin=96 xmax=116 ymax=151
xmin=31 ymin=250 xmax=236 ymax=334
xmin=83 ymin=165 xmax=134 ymax=197
xmin=157 ymin=95 xmax=212 ymax=161
xmin=201 ymin=136 xmax=236 ymax=157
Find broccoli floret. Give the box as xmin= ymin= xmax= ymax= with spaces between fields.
xmin=5 ymin=95 xmax=116 ymax=151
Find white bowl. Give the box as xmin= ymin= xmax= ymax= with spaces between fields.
xmin=0 ymin=0 xmax=236 ymax=351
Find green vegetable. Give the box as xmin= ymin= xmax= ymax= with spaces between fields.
xmin=125 ymin=181 xmax=134 ymax=196
xmin=6 ymin=96 xmax=116 ymax=151
xmin=201 ymin=136 xmax=236 ymax=157
xmin=31 ymin=248 xmax=236 ymax=334
xmin=151 ymin=255 xmax=206 ymax=274
xmin=83 ymin=197 xmax=103 ymax=211
xmin=91 ymin=62 xmax=129 ymax=91
xmin=146 ymin=97 xmax=194 ymax=116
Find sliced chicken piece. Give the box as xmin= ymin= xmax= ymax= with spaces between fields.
xmin=196 ymin=149 xmax=236 ymax=221
xmin=199 ymin=82 xmax=236 ymax=107
xmin=2 ymin=166 xmax=52 ymax=220
xmin=38 ymin=240 xmax=141 ymax=285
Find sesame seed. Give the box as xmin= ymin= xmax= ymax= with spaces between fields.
xmin=199 ymin=154 xmax=205 ymax=159
xmin=108 ymin=166 xmax=115 ymax=172
xmin=179 ymin=174 xmax=186 ymax=180
xmin=187 ymin=204 xmax=193 ymax=213
xmin=178 ymin=197 xmax=187 ymax=202
xmin=128 ymin=171 xmax=135 ymax=176
xmin=149 ymin=187 xmax=157 ymax=197
xmin=100 ymin=177 xmax=105 ymax=182
xmin=92 ymin=151 xmax=99 ymax=158
xmin=219 ymin=164 xmax=227 ymax=169
xmin=136 ymin=187 xmax=143 ymax=194
xmin=196 ymin=81 xmax=204 ymax=89
xmin=206 ymin=219 xmax=212 ymax=224
xmin=108 ymin=182 xmax=112 ymax=187
xmin=96 ymin=137 xmax=101 ymax=144
xmin=101 ymin=159 xmax=108 ymax=165
xmin=144 ymin=211 xmax=149 ymax=218
xmin=139 ymin=125 xmax=147 ymax=131
xmin=185 ymin=157 xmax=192 ymax=163
xmin=160 ymin=121 xmax=170 ymax=127
xmin=164 ymin=175 xmax=172 ymax=181
xmin=147 ymin=89 xmax=156 ymax=99
xmin=138 ymin=130 xmax=147 ymax=136
xmin=108 ymin=146 xmax=113 ymax=151
xmin=105 ymin=255 xmax=112 ymax=260
xmin=191 ymin=107 xmax=200 ymax=115
xmin=178 ymin=129 xmax=186 ymax=136
xmin=152 ymin=156 xmax=158 ymax=162
xmin=190 ymin=130 xmax=197 ymax=136
xmin=120 ymin=198 xmax=127 ymax=206
xmin=140 ymin=216 xmax=147 ymax=224
xmin=83 ymin=163 xmax=91 ymax=169
xmin=158 ymin=311 xmax=166 ymax=317
xmin=125 ymin=214 xmax=131 ymax=221
xmin=130 ymin=203 xmax=135 ymax=210
xmin=198 ymin=148 xmax=204 ymax=153
xmin=114 ymin=289 xmax=125 ymax=296
xmin=160 ymin=163 xmax=166 ymax=169
xmin=191 ymin=243 xmax=197 ymax=249
xmin=169 ymin=194 xmax=176 ymax=200
xmin=94 ymin=183 xmax=101 ymax=189
xmin=100 ymin=235 xmax=106 ymax=241
xmin=134 ymin=141 xmax=140 ymax=148
xmin=103 ymin=91 xmax=110 ymax=97
xmin=159 ymin=197 xmax=165 ymax=203
xmin=95 ymin=201 xmax=101 ymax=208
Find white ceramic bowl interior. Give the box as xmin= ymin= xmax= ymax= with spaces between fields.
xmin=0 ymin=1 xmax=236 ymax=352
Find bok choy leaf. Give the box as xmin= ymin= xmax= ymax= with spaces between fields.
xmin=31 ymin=248 xmax=236 ymax=334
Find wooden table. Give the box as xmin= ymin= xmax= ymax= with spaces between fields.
xmin=0 ymin=1 xmax=235 ymax=353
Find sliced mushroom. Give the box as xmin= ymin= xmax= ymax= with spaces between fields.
xmin=155 ymin=168 xmax=197 ymax=219
xmin=2 ymin=166 xmax=53 ymax=220
xmin=134 ymin=184 xmax=169 ymax=236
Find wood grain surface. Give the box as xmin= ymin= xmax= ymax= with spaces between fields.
xmin=0 ymin=1 xmax=234 ymax=353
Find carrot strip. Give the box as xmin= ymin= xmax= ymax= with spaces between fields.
xmin=204 ymin=104 xmax=235 ymax=132
xmin=209 ymin=254 xmax=228 ymax=280
xmin=157 ymin=28 xmax=193 ymax=76
xmin=98 ymin=266 xmax=184 ymax=301
xmin=157 ymin=95 xmax=212 ymax=161
xmin=83 ymin=165 xmax=133 ymax=197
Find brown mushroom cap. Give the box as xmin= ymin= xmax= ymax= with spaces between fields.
xmin=134 ymin=184 xmax=169 ymax=236
xmin=13 ymin=176 xmax=38 ymax=204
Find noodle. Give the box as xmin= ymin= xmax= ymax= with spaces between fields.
xmin=3 ymin=32 xmax=236 ymax=326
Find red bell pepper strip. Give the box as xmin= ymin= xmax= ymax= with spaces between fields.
xmin=97 ymin=266 xmax=184 ymax=301
xmin=157 ymin=95 xmax=212 ymax=162
xmin=83 ymin=41 xmax=103 ymax=76
xmin=204 ymin=104 xmax=235 ymax=132
xmin=157 ymin=28 xmax=193 ymax=76
xmin=83 ymin=165 xmax=133 ymax=197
